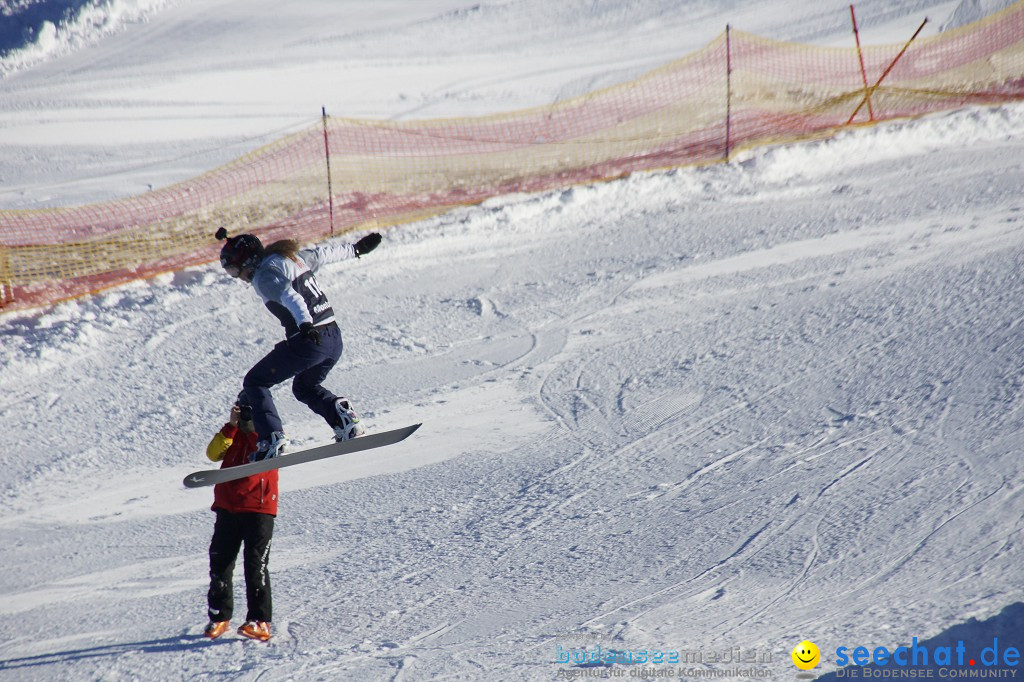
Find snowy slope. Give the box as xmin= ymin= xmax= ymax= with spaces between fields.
xmin=1 ymin=0 xmax=1015 ymax=209
xmin=2 ymin=1 xmax=1024 ymax=681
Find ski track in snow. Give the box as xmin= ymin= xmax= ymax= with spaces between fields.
xmin=2 ymin=1 xmax=1024 ymax=680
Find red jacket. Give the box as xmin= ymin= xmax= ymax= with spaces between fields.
xmin=206 ymin=424 xmax=279 ymax=516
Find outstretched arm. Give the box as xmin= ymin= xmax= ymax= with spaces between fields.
xmin=301 ymin=232 xmax=382 ymax=272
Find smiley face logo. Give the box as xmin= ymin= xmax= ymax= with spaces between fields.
xmin=792 ymin=640 xmax=821 ymax=670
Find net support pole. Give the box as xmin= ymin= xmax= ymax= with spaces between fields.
xmin=846 ymin=17 xmax=928 ymax=125
xmin=725 ymin=24 xmax=733 ymax=161
xmin=0 ymin=247 xmax=10 ymax=308
xmin=321 ymin=106 xmax=336 ymax=237
xmin=850 ymin=4 xmax=875 ymax=122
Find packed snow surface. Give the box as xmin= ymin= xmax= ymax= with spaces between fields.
xmin=2 ymin=1 xmax=1024 ymax=680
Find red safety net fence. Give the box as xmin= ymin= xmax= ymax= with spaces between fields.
xmin=1 ymin=2 xmax=1022 ymax=312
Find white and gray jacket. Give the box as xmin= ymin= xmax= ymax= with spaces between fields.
xmin=250 ymin=241 xmax=357 ymax=338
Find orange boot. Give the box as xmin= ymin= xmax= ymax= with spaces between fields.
xmin=238 ymin=620 xmax=271 ymax=642
xmin=204 ymin=621 xmax=231 ymax=639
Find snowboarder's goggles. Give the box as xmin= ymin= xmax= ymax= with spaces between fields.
xmin=223 ymin=263 xmax=242 ymax=278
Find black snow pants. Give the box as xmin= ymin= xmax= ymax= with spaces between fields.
xmin=207 ymin=510 xmax=274 ymax=623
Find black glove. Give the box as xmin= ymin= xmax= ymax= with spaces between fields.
xmin=299 ymin=322 xmax=321 ymax=345
xmin=354 ymin=232 xmax=382 ymax=258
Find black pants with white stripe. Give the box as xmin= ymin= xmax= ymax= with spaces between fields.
xmin=208 ymin=510 xmax=274 ymax=623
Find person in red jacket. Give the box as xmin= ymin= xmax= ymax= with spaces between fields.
xmin=203 ymin=392 xmax=278 ymax=642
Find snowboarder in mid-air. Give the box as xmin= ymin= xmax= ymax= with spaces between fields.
xmin=216 ymin=227 xmax=382 ymax=461
xmin=203 ymin=393 xmax=278 ymax=641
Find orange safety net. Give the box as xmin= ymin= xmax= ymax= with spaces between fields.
xmin=1 ymin=2 xmax=1022 ymax=312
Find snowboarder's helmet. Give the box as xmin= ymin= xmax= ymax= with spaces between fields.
xmin=216 ymin=227 xmax=263 ymax=278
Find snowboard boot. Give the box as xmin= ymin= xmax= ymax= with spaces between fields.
xmin=238 ymin=620 xmax=272 ymax=642
xmin=251 ymin=431 xmax=286 ymax=462
xmin=204 ymin=620 xmax=231 ymax=639
xmin=332 ymin=398 xmax=365 ymax=442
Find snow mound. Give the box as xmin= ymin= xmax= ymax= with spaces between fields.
xmin=0 ymin=0 xmax=176 ymax=77
xmin=941 ymin=0 xmax=1018 ymax=31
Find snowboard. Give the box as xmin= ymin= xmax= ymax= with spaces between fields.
xmin=183 ymin=423 xmax=421 ymax=488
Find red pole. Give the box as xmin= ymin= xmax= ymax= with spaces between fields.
xmin=846 ymin=17 xmax=927 ymax=126
xmin=849 ymin=4 xmax=875 ymax=122
xmin=725 ymin=24 xmax=732 ymax=161
xmin=321 ymin=106 xmax=335 ymax=237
